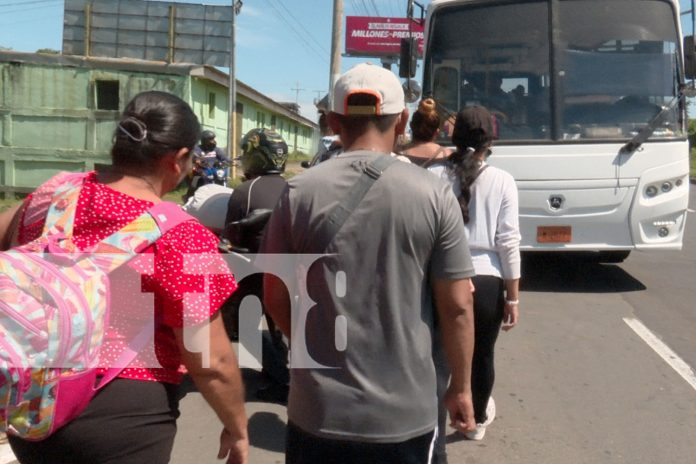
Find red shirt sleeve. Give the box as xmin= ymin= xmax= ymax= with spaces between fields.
xmin=138 ymin=220 xmax=238 ymax=328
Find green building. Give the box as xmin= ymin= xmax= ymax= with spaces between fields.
xmin=0 ymin=51 xmax=319 ymax=194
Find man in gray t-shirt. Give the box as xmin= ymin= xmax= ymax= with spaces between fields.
xmin=261 ymin=63 xmax=476 ymax=463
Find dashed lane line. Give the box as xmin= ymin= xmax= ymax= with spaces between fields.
xmin=624 ymin=317 xmax=696 ymax=392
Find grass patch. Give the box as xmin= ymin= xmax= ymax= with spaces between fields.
xmin=691 ymin=148 xmax=696 ymax=178
xmin=287 ymin=150 xmax=310 ymax=163
xmin=0 ymin=195 xmax=24 ymax=212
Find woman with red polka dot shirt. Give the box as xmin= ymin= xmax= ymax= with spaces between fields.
xmin=0 ymin=91 xmax=248 ymax=464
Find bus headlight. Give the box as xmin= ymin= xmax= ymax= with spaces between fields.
xmin=661 ymin=181 xmax=673 ymax=193
xmin=645 ymin=185 xmax=658 ymax=197
xmin=658 ymin=227 xmax=670 ymax=237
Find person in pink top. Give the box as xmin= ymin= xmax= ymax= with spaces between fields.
xmin=0 ymin=91 xmax=248 ymax=464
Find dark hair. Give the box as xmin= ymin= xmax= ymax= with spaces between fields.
xmin=111 ymin=91 xmax=200 ymax=173
xmin=333 ymin=93 xmax=400 ymax=142
xmin=410 ymin=98 xmax=441 ymax=143
xmin=318 ymin=113 xmax=328 ymax=133
xmin=450 ymin=106 xmax=496 ymax=223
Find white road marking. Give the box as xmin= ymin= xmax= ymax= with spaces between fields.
xmin=624 ymin=317 xmax=696 ymax=392
xmin=688 ymin=208 xmax=695 ymax=213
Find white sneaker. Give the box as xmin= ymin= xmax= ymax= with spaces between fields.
xmin=464 ymin=396 xmax=496 ymax=441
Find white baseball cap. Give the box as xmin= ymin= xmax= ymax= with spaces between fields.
xmin=331 ymin=63 xmax=406 ymax=116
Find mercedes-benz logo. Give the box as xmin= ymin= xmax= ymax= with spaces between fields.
xmin=549 ymin=195 xmax=564 ymax=210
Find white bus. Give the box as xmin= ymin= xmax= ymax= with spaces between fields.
xmin=402 ymin=0 xmax=693 ymax=262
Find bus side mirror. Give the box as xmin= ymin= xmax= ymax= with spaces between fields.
xmin=399 ymin=38 xmax=418 ymax=78
xmin=684 ymin=36 xmax=696 ymax=79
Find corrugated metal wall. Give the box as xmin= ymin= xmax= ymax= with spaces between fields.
xmin=0 ymin=60 xmax=189 ymax=193
xmin=0 ymin=57 xmax=319 ymax=195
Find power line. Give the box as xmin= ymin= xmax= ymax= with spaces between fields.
xmin=0 ymin=13 xmax=57 ymax=27
xmin=393 ymin=0 xmax=404 ymax=16
xmin=0 ymin=0 xmax=60 ymax=6
xmin=369 ymin=0 xmax=380 ymax=16
xmin=268 ymin=0 xmax=329 ymax=55
xmin=262 ymin=0 xmax=329 ymax=65
xmin=0 ymin=0 xmax=62 ymax=17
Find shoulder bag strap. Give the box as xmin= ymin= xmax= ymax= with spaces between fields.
xmin=472 ymin=164 xmax=490 ymax=184
xmin=420 ymin=146 xmax=449 ymax=169
xmin=312 ymin=154 xmax=398 ymax=253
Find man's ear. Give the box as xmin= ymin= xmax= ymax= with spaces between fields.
xmin=395 ymin=108 xmax=410 ymax=136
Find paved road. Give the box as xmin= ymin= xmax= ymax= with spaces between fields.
xmin=171 ymin=186 xmax=696 ymax=464
xmin=3 ymin=190 xmax=694 ymax=464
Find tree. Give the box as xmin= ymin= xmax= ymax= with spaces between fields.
xmin=36 ymin=48 xmax=59 ymax=55
xmin=688 ymin=118 xmax=696 ymax=149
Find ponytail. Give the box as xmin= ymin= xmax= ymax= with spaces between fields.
xmin=449 ymin=149 xmax=482 ymax=224
xmin=450 ymin=106 xmax=496 ymax=223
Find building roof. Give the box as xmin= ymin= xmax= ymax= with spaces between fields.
xmin=0 ymin=50 xmax=318 ymax=129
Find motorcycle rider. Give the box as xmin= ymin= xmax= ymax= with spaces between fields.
xmin=222 ymin=127 xmax=290 ymax=403
xmin=185 ymin=130 xmax=231 ymax=199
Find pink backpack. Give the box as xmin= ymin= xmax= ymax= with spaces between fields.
xmin=0 ymin=172 xmax=193 ymax=440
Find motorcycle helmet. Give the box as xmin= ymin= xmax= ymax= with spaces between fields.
xmin=200 ymin=130 xmax=217 ymax=151
xmin=240 ymin=128 xmax=289 ymax=177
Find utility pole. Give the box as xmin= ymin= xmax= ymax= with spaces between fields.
xmin=329 ymin=0 xmax=343 ymax=109
xmin=291 ymin=81 xmax=305 ymax=105
xmin=228 ymin=0 xmax=243 ymax=180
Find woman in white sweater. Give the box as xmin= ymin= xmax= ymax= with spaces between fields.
xmin=448 ymin=105 xmax=521 ymax=440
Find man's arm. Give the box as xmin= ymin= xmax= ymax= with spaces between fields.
xmin=263 ymin=274 xmax=291 ymax=338
xmin=216 ymin=147 xmax=232 ymax=163
xmin=432 ymin=277 xmax=477 ymax=433
xmin=258 ymin=188 xmax=293 ymax=337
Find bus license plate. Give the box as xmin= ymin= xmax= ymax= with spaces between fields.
xmin=537 ymin=226 xmax=572 ymax=243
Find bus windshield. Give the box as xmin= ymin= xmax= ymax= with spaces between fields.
xmin=425 ymin=0 xmax=683 ymax=143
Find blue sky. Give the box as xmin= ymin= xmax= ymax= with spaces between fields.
xmin=1 ymin=0 xmax=695 ymax=122
xmin=0 ymin=0 xmax=421 ymax=121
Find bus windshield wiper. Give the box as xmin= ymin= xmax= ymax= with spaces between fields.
xmin=620 ymin=93 xmax=682 ymax=154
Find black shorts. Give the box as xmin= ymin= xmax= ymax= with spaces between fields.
xmin=9 ymin=378 xmax=180 ymax=464
xmin=286 ymin=421 xmax=436 ymax=464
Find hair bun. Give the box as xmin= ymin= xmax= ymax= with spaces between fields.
xmin=418 ymin=98 xmax=437 ymax=115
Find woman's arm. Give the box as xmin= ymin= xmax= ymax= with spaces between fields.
xmin=495 ymin=173 xmax=521 ymax=330
xmin=0 ymin=204 xmax=23 ymax=250
xmin=175 ymin=313 xmax=248 ymax=464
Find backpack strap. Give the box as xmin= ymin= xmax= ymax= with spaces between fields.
xmin=472 ymin=164 xmax=490 ymax=184
xmin=94 ymin=320 xmax=155 ymax=391
xmin=92 ymin=203 xmax=195 ymax=384
xmin=24 ymin=172 xmax=89 ymax=227
xmin=312 ymin=154 xmax=398 ymax=253
xmin=38 ymin=173 xmax=194 ymax=272
xmin=36 ymin=172 xmax=90 ymax=240
xmin=89 ymin=201 xmax=194 ymax=273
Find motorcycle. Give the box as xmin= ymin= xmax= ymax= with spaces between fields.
xmin=202 ymin=159 xmax=229 ymax=188
xmin=183 ymin=159 xmax=229 ymax=202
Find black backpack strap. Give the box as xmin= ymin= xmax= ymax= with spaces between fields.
xmin=313 ymin=154 xmax=398 ymax=253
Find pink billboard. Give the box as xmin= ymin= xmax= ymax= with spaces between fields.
xmin=345 ymin=16 xmax=424 ymax=57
